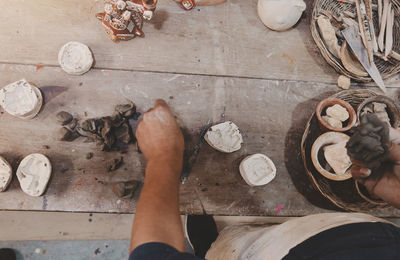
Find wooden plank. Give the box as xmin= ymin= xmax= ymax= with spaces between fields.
xmin=0 ymin=63 xmax=400 ymax=217
xmin=0 ymin=0 xmax=343 ymax=84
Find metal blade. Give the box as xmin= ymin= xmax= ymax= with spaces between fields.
xmin=342 ymin=25 xmax=387 ymax=93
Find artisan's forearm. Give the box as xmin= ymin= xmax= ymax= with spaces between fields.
xmin=130 ymin=159 xmax=185 ymax=252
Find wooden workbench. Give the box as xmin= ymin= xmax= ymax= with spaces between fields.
xmin=1 ymin=0 xmax=400 ymax=217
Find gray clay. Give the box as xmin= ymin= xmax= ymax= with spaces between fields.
xmin=56 ymin=111 xmax=73 ymax=125
xmin=112 ymin=180 xmax=139 ymax=198
xmin=58 ymin=127 xmax=79 ymax=142
xmin=107 ymin=156 xmax=124 ymax=172
xmin=346 ymin=114 xmax=389 ymax=169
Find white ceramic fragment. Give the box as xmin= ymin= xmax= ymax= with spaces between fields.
xmin=239 ymin=154 xmax=276 ymax=186
xmin=317 ymin=16 xmax=341 ymax=58
xmin=205 ymin=121 xmax=243 ymax=153
xmin=16 ymin=153 xmax=52 ymax=197
xmin=337 ymin=75 xmax=350 ymax=90
xmin=257 ymin=0 xmax=306 ymax=31
xmin=322 ymin=115 xmax=342 ymax=129
xmin=0 ymin=156 xmax=12 ymax=192
xmin=0 ymin=79 xmax=43 ymax=119
xmin=58 ymin=42 xmax=94 ymax=75
xmin=326 ymin=104 xmax=349 ymax=122
xmin=323 ymin=141 xmax=352 ymax=175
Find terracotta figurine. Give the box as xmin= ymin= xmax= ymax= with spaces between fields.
xmin=96 ymin=0 xmax=157 ymax=42
xmin=174 ymin=0 xmax=226 ymax=10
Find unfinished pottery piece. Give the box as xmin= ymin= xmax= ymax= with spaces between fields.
xmin=316 ymin=98 xmax=356 ymax=132
xmin=317 ymin=16 xmax=340 ymax=58
xmin=311 ymin=132 xmax=352 ymax=181
xmin=326 ymin=104 xmax=349 ymax=122
xmin=323 ymin=141 xmax=351 ymax=175
xmin=95 ymin=0 xmax=157 ymax=42
xmin=337 ymin=75 xmax=351 ymax=90
xmin=0 ymin=79 xmax=43 ymax=119
xmin=205 ymin=121 xmax=243 ymax=153
xmin=322 ymin=115 xmax=342 ymax=129
xmin=58 ymin=42 xmax=93 ymax=75
xmin=0 ymin=156 xmax=12 ymax=192
xmin=340 ymin=41 xmax=368 ymax=77
xmin=16 ymin=154 xmax=52 ymax=197
xmin=239 ymin=154 xmax=276 ymax=186
xmin=257 ymin=0 xmax=306 ymax=31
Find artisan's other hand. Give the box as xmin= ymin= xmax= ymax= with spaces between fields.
xmin=136 ymin=99 xmax=184 ymax=171
xmin=351 ymin=127 xmax=400 ymax=208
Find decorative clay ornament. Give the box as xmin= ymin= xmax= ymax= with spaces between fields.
xmin=205 ymin=121 xmax=243 ymax=153
xmin=58 ymin=42 xmax=94 ymax=75
xmin=0 ymin=156 xmax=12 ymax=192
xmin=239 ymin=154 xmax=276 ymax=186
xmin=96 ymin=0 xmax=157 ymax=42
xmin=257 ymin=0 xmax=306 ymax=31
xmin=0 ymin=79 xmax=43 ymax=119
xmin=173 ymin=0 xmax=227 ymax=10
xmin=16 ymin=154 xmax=52 ymax=197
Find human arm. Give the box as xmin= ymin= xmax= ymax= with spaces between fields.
xmin=351 ymin=127 xmax=400 ymax=208
xmin=130 ymin=99 xmax=185 ymax=253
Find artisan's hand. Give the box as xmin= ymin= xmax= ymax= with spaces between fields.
xmin=131 ymin=99 xmax=185 ymax=253
xmin=351 ymin=128 xmax=400 ymax=208
xmin=136 ymin=99 xmax=184 ymax=172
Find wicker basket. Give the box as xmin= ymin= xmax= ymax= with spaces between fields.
xmin=301 ymin=89 xmax=394 ymax=212
xmin=311 ymin=0 xmax=400 ymax=82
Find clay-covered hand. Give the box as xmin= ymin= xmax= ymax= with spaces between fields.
xmin=352 ymin=151 xmax=400 ymax=209
xmin=351 ymin=127 xmax=400 ymax=208
xmin=135 ymin=99 xmax=184 ymax=170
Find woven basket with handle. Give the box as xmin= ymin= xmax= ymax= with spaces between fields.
xmin=300 ymin=89 xmax=400 ymax=212
xmin=311 ymin=0 xmax=400 ymax=82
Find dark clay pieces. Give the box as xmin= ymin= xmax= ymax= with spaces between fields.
xmin=56 ymin=111 xmax=73 ymax=125
xmin=56 ymin=101 xmax=139 ymax=152
xmin=347 ymin=114 xmax=390 ymax=169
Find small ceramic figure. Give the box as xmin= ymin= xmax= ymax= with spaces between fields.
xmin=96 ymin=0 xmax=157 ymax=42
xmin=257 ymin=0 xmax=306 ymax=31
xmin=173 ymin=0 xmax=227 ymax=10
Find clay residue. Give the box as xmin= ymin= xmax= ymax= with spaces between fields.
xmin=112 ymin=180 xmax=140 ymax=198
xmin=282 ymin=53 xmax=295 ymax=65
xmin=56 ymin=101 xmax=140 ymax=152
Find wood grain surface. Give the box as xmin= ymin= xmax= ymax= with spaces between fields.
xmin=1 ymin=0 xmax=400 ymax=216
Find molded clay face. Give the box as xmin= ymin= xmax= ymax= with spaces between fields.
xmin=0 ymin=79 xmax=43 ymax=119
xmin=96 ymin=0 xmax=157 ymax=42
xmin=0 ymin=156 xmax=12 ymax=192
xmin=205 ymin=121 xmax=243 ymax=153
xmin=58 ymin=42 xmax=94 ymax=75
xmin=257 ymin=0 xmax=306 ymax=31
xmin=16 ymin=154 xmax=52 ymax=197
xmin=239 ymin=154 xmax=276 ymax=186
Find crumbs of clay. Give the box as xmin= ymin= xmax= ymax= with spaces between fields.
xmin=16 ymin=153 xmax=52 ymax=197
xmin=347 ymin=114 xmax=389 ymax=169
xmin=0 ymin=156 xmax=12 ymax=192
xmin=239 ymin=154 xmax=276 ymax=186
xmin=205 ymin=121 xmax=243 ymax=153
xmin=322 ymin=104 xmax=349 ymax=129
xmin=324 ymin=141 xmax=351 ymax=175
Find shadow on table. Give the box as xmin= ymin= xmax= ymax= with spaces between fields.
xmin=284 ymin=91 xmax=342 ymax=211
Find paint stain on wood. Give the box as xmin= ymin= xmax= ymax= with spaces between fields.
xmin=35 ymin=65 xmax=44 ymax=71
xmin=282 ymin=53 xmax=295 ymax=65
